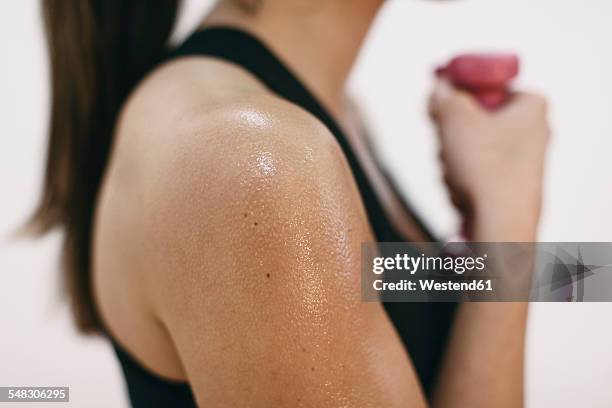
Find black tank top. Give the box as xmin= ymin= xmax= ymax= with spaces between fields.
xmin=112 ymin=27 xmax=457 ymax=407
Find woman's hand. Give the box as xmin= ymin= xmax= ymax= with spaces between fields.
xmin=429 ymin=80 xmax=551 ymax=240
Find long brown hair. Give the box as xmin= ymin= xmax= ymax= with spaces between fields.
xmin=31 ymin=1 xmax=179 ymax=333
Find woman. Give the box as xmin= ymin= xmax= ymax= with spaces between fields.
xmin=33 ymin=0 xmax=549 ymax=406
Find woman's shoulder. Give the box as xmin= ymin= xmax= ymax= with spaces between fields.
xmin=101 ymin=54 xmax=372 ymax=301
xmin=117 ymin=56 xmax=342 ymax=177
xmin=107 ymin=56 xmax=362 ymax=245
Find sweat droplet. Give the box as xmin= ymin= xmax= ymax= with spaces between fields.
xmin=304 ymin=146 xmax=314 ymax=162
xmin=238 ymin=108 xmax=270 ymax=128
xmin=256 ymin=152 xmax=276 ymax=176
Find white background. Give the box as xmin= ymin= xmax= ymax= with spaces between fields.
xmin=1 ymin=0 xmax=611 ymax=407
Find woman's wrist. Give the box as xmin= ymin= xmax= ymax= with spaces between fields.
xmin=472 ymin=199 xmax=540 ymax=241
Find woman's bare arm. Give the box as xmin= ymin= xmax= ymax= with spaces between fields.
xmin=429 ymin=82 xmax=549 ymax=408
xmin=145 ymin=101 xmax=427 ymax=407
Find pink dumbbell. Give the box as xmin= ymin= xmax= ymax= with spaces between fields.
xmin=436 ymin=53 xmax=520 ymax=109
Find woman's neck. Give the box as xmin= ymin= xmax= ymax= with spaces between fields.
xmin=203 ymin=0 xmax=385 ymax=117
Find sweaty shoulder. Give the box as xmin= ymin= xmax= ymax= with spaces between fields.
xmin=116 ymin=56 xmax=349 ymax=191
xmin=108 ymin=56 xmax=372 ymax=293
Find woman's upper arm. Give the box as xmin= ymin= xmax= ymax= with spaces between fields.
xmin=146 ymin=102 xmax=427 ymax=408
